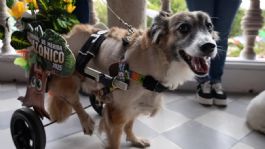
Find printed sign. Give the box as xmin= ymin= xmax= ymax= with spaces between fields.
xmin=27 ymin=25 xmax=76 ymax=76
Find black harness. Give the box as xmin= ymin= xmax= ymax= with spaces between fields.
xmin=76 ymin=30 xmax=108 ymax=76
xmin=75 ymin=30 xmax=169 ymax=93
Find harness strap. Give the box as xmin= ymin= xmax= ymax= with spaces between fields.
xmin=130 ymin=71 xmax=168 ymax=93
xmin=109 ymin=62 xmax=169 ymax=93
xmin=76 ymin=30 xmax=108 ymax=75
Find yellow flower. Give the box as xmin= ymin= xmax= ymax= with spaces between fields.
xmin=24 ymin=0 xmax=38 ymax=9
xmin=64 ymin=0 xmax=73 ymax=3
xmin=32 ymin=0 xmax=38 ymax=9
xmin=66 ymin=4 xmax=76 ymax=13
xmin=9 ymin=1 xmax=27 ymax=19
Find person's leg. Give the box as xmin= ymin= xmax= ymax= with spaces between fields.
xmin=185 ymin=0 xmax=215 ymax=19
xmin=73 ymin=0 xmax=90 ymax=24
xmin=210 ymin=0 xmax=241 ymax=106
xmin=209 ymin=0 xmax=241 ymax=83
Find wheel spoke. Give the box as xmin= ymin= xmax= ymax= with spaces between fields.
xmin=13 ymin=120 xmax=33 ymax=149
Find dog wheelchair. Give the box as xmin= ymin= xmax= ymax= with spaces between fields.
xmin=9 ymin=30 xmax=109 ymax=149
xmin=9 ymin=24 xmax=134 ymax=149
xmin=10 ymin=65 xmax=104 ymax=149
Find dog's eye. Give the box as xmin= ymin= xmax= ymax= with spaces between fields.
xmin=206 ymin=23 xmax=213 ymax=32
xmin=178 ymin=23 xmax=191 ymax=34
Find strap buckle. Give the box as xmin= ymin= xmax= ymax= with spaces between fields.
xmin=112 ymin=77 xmax=128 ymax=90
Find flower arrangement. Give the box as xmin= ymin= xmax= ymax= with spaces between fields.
xmin=4 ymin=0 xmax=79 ymax=49
xmin=0 ymin=0 xmax=79 ymax=71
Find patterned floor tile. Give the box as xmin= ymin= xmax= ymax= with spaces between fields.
xmin=0 ymin=110 xmax=13 ymax=130
xmin=231 ymin=142 xmax=255 ymax=149
xmin=163 ymin=121 xmax=236 ymax=149
xmin=0 ymin=90 xmax=19 ymax=100
xmin=46 ymin=132 xmax=104 ymax=149
xmin=163 ymin=92 xmax=184 ymax=104
xmin=1 ymin=82 xmax=265 ymax=149
xmin=219 ymin=100 xmax=248 ymax=118
xmin=231 ymin=93 xmax=256 ymax=106
xmin=0 ymin=98 xmax=22 ymax=112
xmin=241 ymin=131 xmax=265 ymax=149
xmin=195 ymin=110 xmax=251 ymax=140
xmin=166 ymin=98 xmax=215 ymax=119
xmin=0 ymin=83 xmax=17 ymax=92
xmin=138 ymin=108 xmax=189 ymax=133
xmin=0 ymin=129 xmax=16 ymax=149
xmin=149 ymin=135 xmax=182 ymax=149
xmin=45 ymin=114 xmax=85 ymax=142
xmin=16 ymin=83 xmax=27 ymax=96
xmin=132 ymin=119 xmax=160 ymax=139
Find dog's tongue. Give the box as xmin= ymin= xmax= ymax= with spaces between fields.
xmin=191 ymin=57 xmax=208 ymax=74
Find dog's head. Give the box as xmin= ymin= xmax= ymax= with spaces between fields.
xmin=148 ymin=11 xmax=218 ymax=76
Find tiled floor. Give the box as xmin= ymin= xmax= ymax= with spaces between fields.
xmin=1 ymin=82 xmax=265 ymax=149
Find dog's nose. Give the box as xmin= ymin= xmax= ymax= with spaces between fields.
xmin=200 ymin=43 xmax=216 ymax=55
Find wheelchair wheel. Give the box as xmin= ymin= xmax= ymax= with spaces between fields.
xmin=89 ymin=95 xmax=103 ymax=116
xmin=10 ymin=108 xmax=46 ymax=149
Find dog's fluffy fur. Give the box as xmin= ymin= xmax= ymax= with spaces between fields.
xmin=246 ymin=90 xmax=265 ymax=134
xmin=47 ymin=11 xmax=218 ymax=149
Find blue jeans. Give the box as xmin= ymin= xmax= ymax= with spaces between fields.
xmin=185 ymin=0 xmax=241 ymax=83
xmin=73 ymin=0 xmax=90 ymax=23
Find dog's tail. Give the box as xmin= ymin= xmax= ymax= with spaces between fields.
xmin=47 ymin=94 xmax=72 ymax=122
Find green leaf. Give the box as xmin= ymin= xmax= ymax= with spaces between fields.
xmin=11 ymin=31 xmax=32 ymax=49
xmin=37 ymin=0 xmax=48 ymax=12
xmin=0 ymin=25 xmax=4 ymax=40
xmin=14 ymin=57 xmax=29 ymax=71
xmin=6 ymin=0 xmax=15 ymax=8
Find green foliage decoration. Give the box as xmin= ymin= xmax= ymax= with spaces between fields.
xmin=0 ymin=25 xmax=5 ymax=40
xmin=6 ymin=0 xmax=15 ymax=8
xmin=11 ymin=31 xmax=32 ymax=49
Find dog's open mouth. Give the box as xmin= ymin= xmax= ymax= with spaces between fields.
xmin=179 ymin=50 xmax=209 ymax=76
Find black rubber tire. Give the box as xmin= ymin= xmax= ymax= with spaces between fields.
xmin=10 ymin=108 xmax=46 ymax=149
xmin=89 ymin=95 xmax=103 ymax=116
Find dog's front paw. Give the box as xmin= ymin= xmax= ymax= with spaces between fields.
xmin=81 ymin=116 xmax=95 ymax=135
xmin=163 ymin=83 xmax=178 ymax=90
xmin=129 ymin=137 xmax=150 ymax=148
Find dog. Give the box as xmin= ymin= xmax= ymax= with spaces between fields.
xmin=246 ymin=90 xmax=265 ymax=134
xmin=47 ymin=11 xmax=218 ymax=149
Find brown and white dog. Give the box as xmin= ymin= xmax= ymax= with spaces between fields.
xmin=47 ymin=11 xmax=218 ymax=149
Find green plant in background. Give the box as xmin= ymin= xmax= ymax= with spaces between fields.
xmin=0 ymin=25 xmax=5 ymax=40
xmin=94 ymin=0 xmax=107 ymax=25
xmin=147 ymin=0 xmax=187 ymax=13
xmin=230 ymin=9 xmax=244 ymax=37
xmin=146 ymin=0 xmax=187 ymax=27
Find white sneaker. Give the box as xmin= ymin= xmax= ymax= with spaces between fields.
xmin=212 ymin=83 xmax=227 ymax=106
xmin=196 ymin=81 xmax=213 ymax=105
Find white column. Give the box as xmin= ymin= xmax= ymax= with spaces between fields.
xmin=240 ymin=0 xmax=264 ymax=59
xmin=0 ymin=0 xmax=14 ymax=54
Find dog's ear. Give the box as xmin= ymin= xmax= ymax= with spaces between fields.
xmin=149 ymin=11 xmax=171 ymax=44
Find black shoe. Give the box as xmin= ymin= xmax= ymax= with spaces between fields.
xmin=196 ymin=81 xmax=213 ymax=105
xmin=212 ymin=83 xmax=227 ymax=106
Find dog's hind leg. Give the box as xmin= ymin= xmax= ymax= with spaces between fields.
xmin=102 ymin=104 xmax=126 ymax=149
xmin=124 ymin=119 xmax=150 ymax=148
xmin=68 ymin=93 xmax=95 ymax=135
